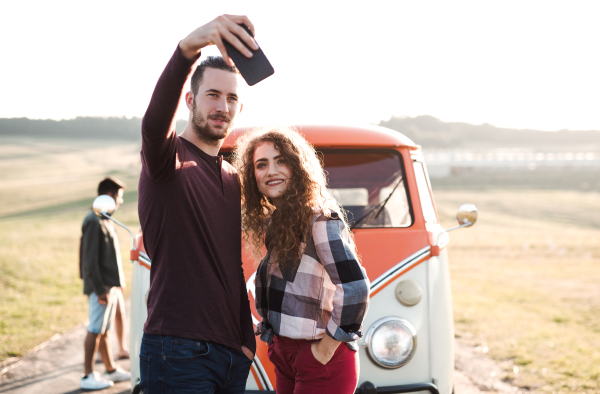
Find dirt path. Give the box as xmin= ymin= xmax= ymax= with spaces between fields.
xmin=454 ymin=342 xmax=524 ymax=394
xmin=1 ymin=322 xmax=518 ymax=394
xmin=0 ymin=323 xmax=131 ymax=394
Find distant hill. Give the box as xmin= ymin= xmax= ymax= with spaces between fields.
xmin=0 ymin=117 xmax=188 ymax=140
xmin=377 ymin=115 xmax=600 ymax=152
xmin=0 ymin=117 xmax=141 ymax=140
xmin=1 ymin=116 xmax=599 ymax=152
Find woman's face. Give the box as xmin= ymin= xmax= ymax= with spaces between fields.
xmin=253 ymin=141 xmax=292 ymax=205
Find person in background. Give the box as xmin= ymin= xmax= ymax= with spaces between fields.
xmin=80 ymin=177 xmax=131 ymax=390
xmin=233 ymin=127 xmax=370 ymax=394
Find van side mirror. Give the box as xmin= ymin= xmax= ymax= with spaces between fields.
xmin=93 ymin=195 xmax=116 ymax=217
xmin=456 ymin=203 xmax=477 ymax=227
xmin=431 ymin=203 xmax=478 ymax=256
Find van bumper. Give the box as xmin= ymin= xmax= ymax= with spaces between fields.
xmin=354 ymin=381 xmax=439 ymax=394
xmin=245 ymin=381 xmax=439 ymax=394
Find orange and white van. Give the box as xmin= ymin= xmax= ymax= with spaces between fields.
xmin=121 ymin=124 xmax=477 ymax=394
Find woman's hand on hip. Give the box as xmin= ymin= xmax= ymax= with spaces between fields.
xmin=310 ymin=335 xmax=341 ymax=365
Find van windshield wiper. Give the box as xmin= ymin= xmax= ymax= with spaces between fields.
xmin=350 ymin=176 xmax=404 ymax=229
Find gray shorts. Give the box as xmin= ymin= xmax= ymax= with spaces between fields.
xmin=88 ymin=287 xmax=119 ymax=334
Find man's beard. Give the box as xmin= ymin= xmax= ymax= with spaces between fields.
xmin=191 ymin=101 xmax=233 ymax=145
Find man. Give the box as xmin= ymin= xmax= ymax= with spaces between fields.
xmin=137 ymin=15 xmax=258 ymax=393
xmin=81 ymin=177 xmax=131 ymax=390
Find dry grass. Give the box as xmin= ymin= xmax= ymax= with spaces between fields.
xmin=0 ymin=210 xmax=137 ymax=360
xmin=0 ymin=137 xmax=141 ymax=361
xmin=436 ymin=190 xmax=600 ymax=393
xmin=0 ymin=137 xmax=141 ymax=218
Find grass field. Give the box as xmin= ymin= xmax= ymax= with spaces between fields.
xmin=1 ymin=137 xmax=599 ymax=393
xmin=0 ymin=137 xmax=141 ymax=361
xmin=436 ymin=190 xmax=600 ymax=393
xmin=0 ymin=137 xmax=141 ymax=219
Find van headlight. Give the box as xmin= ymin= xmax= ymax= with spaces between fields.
xmin=365 ymin=317 xmax=417 ymax=368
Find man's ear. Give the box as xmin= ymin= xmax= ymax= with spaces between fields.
xmin=239 ymin=102 xmax=244 ymax=114
xmin=185 ymin=91 xmax=194 ymax=110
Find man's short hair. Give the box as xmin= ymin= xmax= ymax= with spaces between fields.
xmin=190 ymin=56 xmax=239 ymax=96
xmin=98 ymin=177 xmax=126 ymax=196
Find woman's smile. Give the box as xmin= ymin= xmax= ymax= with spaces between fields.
xmin=266 ymin=178 xmax=285 ymax=186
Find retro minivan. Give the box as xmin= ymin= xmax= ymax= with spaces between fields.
xmin=93 ymin=124 xmax=477 ymax=394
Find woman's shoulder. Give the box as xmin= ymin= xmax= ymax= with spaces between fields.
xmin=311 ymin=209 xmax=347 ymax=241
xmin=312 ymin=208 xmax=342 ymax=224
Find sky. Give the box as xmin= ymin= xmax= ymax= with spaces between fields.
xmin=1 ymin=1 xmax=599 ymax=131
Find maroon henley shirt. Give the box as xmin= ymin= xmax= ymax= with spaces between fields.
xmin=138 ymin=46 xmax=256 ymax=353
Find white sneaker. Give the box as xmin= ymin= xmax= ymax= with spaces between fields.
xmin=81 ymin=371 xmax=114 ymax=390
xmin=104 ymin=366 xmax=131 ymax=383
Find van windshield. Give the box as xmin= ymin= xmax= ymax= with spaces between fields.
xmin=321 ymin=150 xmax=412 ymax=228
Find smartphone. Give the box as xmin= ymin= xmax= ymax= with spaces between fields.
xmin=223 ymin=24 xmax=274 ymax=86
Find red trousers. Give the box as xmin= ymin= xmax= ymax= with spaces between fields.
xmin=267 ymin=335 xmax=359 ymax=394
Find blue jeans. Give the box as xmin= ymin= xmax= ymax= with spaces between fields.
xmin=139 ymin=333 xmax=252 ymax=394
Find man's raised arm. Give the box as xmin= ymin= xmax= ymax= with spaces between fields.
xmin=141 ymin=15 xmax=258 ymax=181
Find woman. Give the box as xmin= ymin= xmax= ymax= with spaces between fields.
xmin=233 ymin=127 xmax=370 ymax=394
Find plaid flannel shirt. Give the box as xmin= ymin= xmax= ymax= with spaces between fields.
xmin=254 ymin=212 xmax=370 ymax=343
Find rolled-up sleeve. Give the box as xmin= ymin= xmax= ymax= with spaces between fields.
xmin=313 ymin=217 xmax=370 ymax=342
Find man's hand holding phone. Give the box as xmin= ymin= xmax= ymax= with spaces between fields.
xmin=180 ymin=15 xmax=274 ymax=86
xmin=179 ymin=15 xmax=258 ymax=65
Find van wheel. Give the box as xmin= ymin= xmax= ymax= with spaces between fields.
xmin=132 ymin=383 xmax=142 ymax=394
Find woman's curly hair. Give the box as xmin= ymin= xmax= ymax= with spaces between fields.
xmin=232 ymin=126 xmax=351 ymax=269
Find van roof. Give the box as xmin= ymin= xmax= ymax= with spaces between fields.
xmin=221 ymin=124 xmax=418 ymax=150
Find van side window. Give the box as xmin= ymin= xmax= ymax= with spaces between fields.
xmin=413 ymin=161 xmax=439 ymax=224
xmin=321 ymin=150 xmax=412 ymax=228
